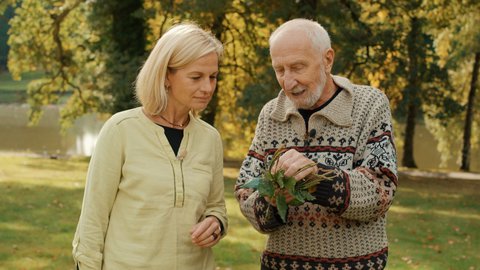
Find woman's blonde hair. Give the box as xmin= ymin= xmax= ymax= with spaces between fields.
xmin=135 ymin=23 xmax=223 ymax=115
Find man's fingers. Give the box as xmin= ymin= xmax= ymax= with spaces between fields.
xmin=273 ymin=149 xmax=296 ymax=173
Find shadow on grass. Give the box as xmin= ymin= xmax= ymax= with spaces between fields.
xmin=214 ymin=240 xmax=261 ymax=269
xmin=0 ymin=176 xmax=265 ymax=270
xmin=387 ymin=174 xmax=480 ymax=269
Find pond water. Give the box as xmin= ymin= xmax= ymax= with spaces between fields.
xmin=0 ymin=104 xmax=478 ymax=172
xmin=0 ymin=104 xmax=103 ymax=157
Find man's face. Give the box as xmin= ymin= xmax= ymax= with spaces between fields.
xmin=270 ymin=30 xmax=327 ymax=109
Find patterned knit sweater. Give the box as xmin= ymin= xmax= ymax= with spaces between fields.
xmin=235 ymin=75 xmax=397 ymax=270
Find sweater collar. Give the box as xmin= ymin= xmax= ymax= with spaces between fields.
xmin=270 ymin=75 xmax=354 ymax=127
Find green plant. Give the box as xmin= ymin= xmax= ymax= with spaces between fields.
xmin=241 ymin=146 xmax=337 ymax=222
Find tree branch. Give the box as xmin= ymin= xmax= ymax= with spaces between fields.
xmin=49 ymin=0 xmax=86 ymax=104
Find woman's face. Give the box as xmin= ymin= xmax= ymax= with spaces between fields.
xmin=166 ymin=52 xmax=219 ymax=112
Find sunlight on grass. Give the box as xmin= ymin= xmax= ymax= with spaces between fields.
xmin=0 ymin=222 xmax=35 ymax=232
xmin=215 ymin=176 xmax=267 ymax=269
xmin=0 ymin=258 xmax=50 ymax=270
xmin=431 ymin=210 xmax=480 ymax=220
xmin=0 ymin=156 xmax=87 ymax=188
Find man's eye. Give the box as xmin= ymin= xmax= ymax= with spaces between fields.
xmin=292 ymin=65 xmax=304 ymax=71
xmin=190 ymin=77 xmax=201 ymax=80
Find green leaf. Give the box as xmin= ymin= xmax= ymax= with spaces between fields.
xmin=258 ymin=179 xmax=275 ymax=197
xmin=288 ymin=198 xmax=303 ymax=206
xmin=298 ymin=189 xmax=316 ymax=201
xmin=284 ymin=176 xmax=297 ymax=195
xmin=240 ymin=177 xmax=262 ymax=189
xmin=265 ymin=172 xmax=273 ymax=181
xmin=274 ymin=170 xmax=285 ymax=188
xmin=276 ymin=194 xmax=288 ymax=223
xmin=291 ymin=188 xmax=306 ymax=203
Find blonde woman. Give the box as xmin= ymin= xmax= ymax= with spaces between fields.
xmin=72 ymin=23 xmax=227 ymax=270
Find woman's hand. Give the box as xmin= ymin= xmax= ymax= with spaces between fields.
xmin=190 ymin=216 xmax=222 ymax=248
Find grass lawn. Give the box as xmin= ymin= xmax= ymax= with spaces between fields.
xmin=0 ymin=156 xmax=478 ymax=270
xmin=0 ymin=71 xmax=43 ymax=103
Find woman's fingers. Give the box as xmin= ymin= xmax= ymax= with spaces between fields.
xmin=190 ymin=216 xmax=221 ymax=247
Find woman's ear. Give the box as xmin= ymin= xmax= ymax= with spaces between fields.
xmin=164 ymin=75 xmax=170 ymax=88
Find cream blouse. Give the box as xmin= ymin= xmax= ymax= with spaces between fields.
xmin=72 ymin=107 xmax=227 ymax=270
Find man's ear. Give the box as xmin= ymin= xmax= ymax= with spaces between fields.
xmin=324 ymin=48 xmax=335 ymax=73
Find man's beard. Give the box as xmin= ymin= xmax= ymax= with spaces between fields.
xmin=291 ymin=68 xmax=326 ymax=109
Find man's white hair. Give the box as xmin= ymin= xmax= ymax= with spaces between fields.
xmin=269 ymin=18 xmax=331 ymax=53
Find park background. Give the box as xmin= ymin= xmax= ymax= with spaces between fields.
xmin=0 ymin=0 xmax=479 ymax=269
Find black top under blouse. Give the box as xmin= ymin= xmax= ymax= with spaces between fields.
xmin=159 ymin=125 xmax=184 ymax=156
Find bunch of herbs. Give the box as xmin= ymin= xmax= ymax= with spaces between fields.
xmin=241 ymin=146 xmax=337 ymax=222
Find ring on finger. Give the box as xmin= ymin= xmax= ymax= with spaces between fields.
xmin=212 ymin=231 xmax=219 ymax=240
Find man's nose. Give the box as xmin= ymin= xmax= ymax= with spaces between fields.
xmin=283 ymin=72 xmax=297 ymax=91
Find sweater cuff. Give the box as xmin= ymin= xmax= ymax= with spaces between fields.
xmin=254 ymin=196 xmax=286 ymax=231
xmin=311 ymin=163 xmax=349 ymax=214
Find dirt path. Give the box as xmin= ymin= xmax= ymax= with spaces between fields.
xmin=399 ymin=169 xmax=480 ymax=181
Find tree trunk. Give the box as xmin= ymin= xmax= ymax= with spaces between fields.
xmin=402 ymin=17 xmax=420 ymax=168
xmin=403 ymin=102 xmax=418 ymax=168
xmin=110 ymin=0 xmax=146 ymax=112
xmin=460 ymin=52 xmax=480 ymax=171
xmin=202 ymin=12 xmax=226 ymax=126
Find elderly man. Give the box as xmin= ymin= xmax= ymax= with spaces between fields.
xmin=235 ymin=18 xmax=397 ymax=270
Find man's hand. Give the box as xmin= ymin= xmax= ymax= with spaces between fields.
xmin=272 ymin=149 xmax=318 ymax=181
xmin=190 ymin=216 xmax=222 ymax=248
xmin=265 ymin=188 xmax=295 ymax=205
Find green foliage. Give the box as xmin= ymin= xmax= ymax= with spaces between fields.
xmin=6 ymin=0 xmax=146 ymax=129
xmin=421 ymin=0 xmax=480 ymax=169
xmin=4 ymin=0 xmax=479 ymax=164
xmin=7 ymin=0 xmax=110 ymax=128
xmin=88 ymin=0 xmax=146 ymax=113
xmin=0 ymin=0 xmax=16 ymax=15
